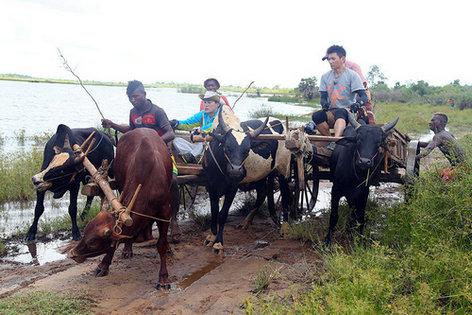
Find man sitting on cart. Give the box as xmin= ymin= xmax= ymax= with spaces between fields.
xmin=170 ymin=91 xmax=221 ymax=163
xmin=309 ymin=45 xmax=369 ymax=151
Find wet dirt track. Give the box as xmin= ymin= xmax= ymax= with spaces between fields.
xmin=0 ymin=215 xmax=318 ymax=314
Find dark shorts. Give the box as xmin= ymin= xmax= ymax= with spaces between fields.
xmin=312 ymin=108 xmax=349 ymax=125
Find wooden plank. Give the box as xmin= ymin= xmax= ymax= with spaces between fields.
xmin=177 ymin=164 xmax=203 ymax=175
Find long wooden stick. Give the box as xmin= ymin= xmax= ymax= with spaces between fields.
xmin=231 ymin=81 xmax=255 ymax=110
xmin=57 ymin=48 xmax=105 ymax=119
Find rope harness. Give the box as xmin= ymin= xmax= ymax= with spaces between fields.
xmin=353 ymin=145 xmax=386 ymax=188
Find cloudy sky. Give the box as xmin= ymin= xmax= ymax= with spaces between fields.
xmin=1 ymin=0 xmax=470 ymax=87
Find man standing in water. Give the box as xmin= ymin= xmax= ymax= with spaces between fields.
xmin=101 ymin=80 xmax=181 ymax=242
xmin=416 ymin=113 xmax=466 ymax=166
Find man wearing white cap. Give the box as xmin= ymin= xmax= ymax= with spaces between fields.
xmin=170 ymin=91 xmax=222 ymax=133
xmin=170 ymin=91 xmax=222 ymax=162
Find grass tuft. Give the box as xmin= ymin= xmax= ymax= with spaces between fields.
xmin=0 ymin=291 xmax=95 ymax=315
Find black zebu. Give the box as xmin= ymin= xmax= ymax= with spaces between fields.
xmin=28 ymin=124 xmax=114 ymax=241
xmin=325 ymin=115 xmax=399 ymax=244
xmin=203 ymin=107 xmax=293 ymax=254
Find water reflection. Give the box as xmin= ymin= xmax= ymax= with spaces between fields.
xmin=4 ymin=239 xmax=68 ymax=265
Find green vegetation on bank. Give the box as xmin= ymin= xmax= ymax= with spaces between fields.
xmin=0 ymin=149 xmax=43 ymax=203
xmin=0 ymin=73 xmax=293 ymax=95
xmin=0 ymin=291 xmax=95 ymax=315
xmin=375 ymin=103 xmax=472 ymax=136
xmin=246 ymin=136 xmax=472 ymax=314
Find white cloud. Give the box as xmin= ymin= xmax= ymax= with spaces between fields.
xmin=1 ymin=0 xmax=471 ymax=87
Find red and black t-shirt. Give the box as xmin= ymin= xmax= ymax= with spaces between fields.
xmin=129 ymin=100 xmax=171 ymax=137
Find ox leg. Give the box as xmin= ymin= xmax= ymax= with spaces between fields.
xmin=122 ymin=240 xmax=134 ymax=259
xmin=278 ymin=175 xmax=292 ymax=222
xmin=170 ymin=175 xmax=181 ymax=243
xmin=213 ymin=188 xmax=238 ymax=255
xmin=80 ymin=196 xmax=94 ymax=221
xmin=238 ymin=181 xmax=267 ymax=230
xmin=205 ymin=186 xmax=220 ymax=246
xmin=95 ymin=247 xmax=116 ymax=277
xmin=69 ymin=183 xmax=81 ymax=240
xmin=325 ymin=187 xmax=342 ymax=245
xmin=266 ymin=174 xmax=279 ymax=226
xmin=26 ymin=191 xmax=46 ymax=241
xmin=354 ymin=191 xmax=369 ymax=239
xmin=155 ymin=220 xmax=171 ymax=289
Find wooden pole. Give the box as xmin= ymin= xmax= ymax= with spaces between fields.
xmin=72 ymin=144 xmax=133 ymax=226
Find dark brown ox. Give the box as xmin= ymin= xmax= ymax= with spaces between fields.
xmin=68 ymin=128 xmax=173 ymax=288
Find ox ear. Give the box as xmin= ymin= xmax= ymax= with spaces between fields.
xmin=335 ymin=136 xmax=356 ymax=146
xmin=53 ymin=146 xmax=63 ymax=154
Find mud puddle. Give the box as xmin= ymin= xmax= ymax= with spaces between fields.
xmin=1 ymin=239 xmax=68 ymax=266
xmin=178 ymin=257 xmax=224 ymax=290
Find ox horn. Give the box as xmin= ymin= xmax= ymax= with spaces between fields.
xmin=63 ymin=134 xmax=72 ymax=149
xmin=217 ymin=106 xmax=231 ymax=134
xmin=381 ymin=117 xmax=399 ymax=134
xmin=102 ymin=227 xmax=112 ymax=238
xmin=347 ymin=111 xmax=361 ymax=130
xmin=248 ymin=116 xmax=269 ymax=139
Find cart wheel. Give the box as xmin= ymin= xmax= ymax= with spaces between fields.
xmin=406 ymin=140 xmax=421 ymax=177
xmin=291 ymin=158 xmax=320 ymax=217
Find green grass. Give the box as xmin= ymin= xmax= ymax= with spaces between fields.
xmin=375 ymin=102 xmax=472 ymax=136
xmin=267 ymin=95 xmax=302 ymax=103
xmin=0 ymin=291 xmax=95 ymax=315
xmin=245 ymin=135 xmax=472 ymax=314
xmin=252 ymin=264 xmax=280 ymax=294
xmin=249 ymin=106 xmax=312 ymax=122
xmin=0 ymin=149 xmax=43 ymax=203
xmin=178 ymin=85 xmax=204 ymax=94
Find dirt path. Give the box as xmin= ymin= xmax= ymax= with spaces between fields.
xmin=0 ymin=214 xmax=318 ymax=314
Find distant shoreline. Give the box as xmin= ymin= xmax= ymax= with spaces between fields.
xmin=0 ymin=74 xmax=295 ymax=94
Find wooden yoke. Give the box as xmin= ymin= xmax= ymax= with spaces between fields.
xmin=73 ymin=132 xmax=133 ymax=227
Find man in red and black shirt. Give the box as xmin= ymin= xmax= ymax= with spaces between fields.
xmin=102 ymin=80 xmax=175 ymax=143
xmin=102 ymin=80 xmax=181 ymax=242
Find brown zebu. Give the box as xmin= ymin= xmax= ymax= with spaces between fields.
xmin=68 ymin=128 xmax=173 ymax=288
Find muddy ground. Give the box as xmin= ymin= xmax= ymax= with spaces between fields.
xmin=0 ymin=212 xmax=320 ymax=314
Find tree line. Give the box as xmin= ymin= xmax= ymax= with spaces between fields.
xmin=297 ymin=66 xmax=472 ymax=109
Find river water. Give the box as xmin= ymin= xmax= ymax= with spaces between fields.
xmin=0 ymin=80 xmax=313 ymax=149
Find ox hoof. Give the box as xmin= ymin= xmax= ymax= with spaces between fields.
xmin=204 ymin=234 xmax=216 ymax=247
xmin=71 ymin=230 xmax=81 ymax=241
xmin=212 ymin=242 xmax=224 ymax=256
xmin=155 ymin=282 xmax=172 ymax=290
xmin=122 ymin=250 xmax=133 ymax=259
xmin=94 ymin=266 xmax=109 ymax=277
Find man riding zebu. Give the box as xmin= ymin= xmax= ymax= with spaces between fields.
xmin=101 ymin=80 xmax=181 ymax=243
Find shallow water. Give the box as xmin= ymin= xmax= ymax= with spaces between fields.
xmin=2 ymin=239 xmax=68 ymax=265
